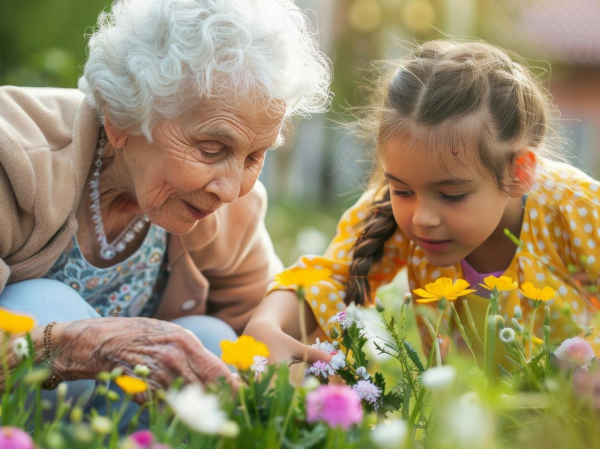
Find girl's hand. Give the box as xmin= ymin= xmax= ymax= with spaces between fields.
xmin=244 ymin=289 xmax=333 ymax=365
xmin=51 ymin=317 xmax=240 ymax=393
xmin=244 ymin=319 xmax=332 ymax=365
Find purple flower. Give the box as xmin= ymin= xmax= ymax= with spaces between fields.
xmin=305 ymin=360 xmax=335 ymax=378
xmin=306 ymin=384 xmax=364 ymax=430
xmin=554 ymin=337 xmax=595 ymax=370
xmin=352 ymin=380 xmax=381 ymax=404
xmin=0 ymin=427 xmax=34 ymax=449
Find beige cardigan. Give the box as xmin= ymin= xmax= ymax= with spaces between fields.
xmin=0 ymin=86 xmax=283 ymax=334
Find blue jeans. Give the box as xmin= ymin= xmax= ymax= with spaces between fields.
xmin=0 ymin=278 xmax=237 ymax=432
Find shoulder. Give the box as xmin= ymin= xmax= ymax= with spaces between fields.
xmin=0 ymin=86 xmax=84 ymax=152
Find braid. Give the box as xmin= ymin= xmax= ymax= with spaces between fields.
xmin=346 ymin=189 xmax=398 ymax=305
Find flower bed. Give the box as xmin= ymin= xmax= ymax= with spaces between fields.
xmin=1 ymin=273 xmax=600 ymax=449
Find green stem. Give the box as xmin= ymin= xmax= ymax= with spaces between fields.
xmin=238 ymin=382 xmax=252 ymax=429
xmin=463 ymin=301 xmax=484 ymax=347
xmin=423 ymin=315 xmax=442 ymax=368
xmin=2 ymin=333 xmax=11 ymax=424
xmin=450 ymin=303 xmax=478 ymax=368
xmin=278 ymin=387 xmax=298 ymax=447
xmin=529 ymin=305 xmax=539 ymax=360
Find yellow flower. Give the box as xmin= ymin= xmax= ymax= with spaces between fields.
xmin=220 ymin=335 xmax=270 ymax=371
xmin=0 ymin=308 xmax=36 ymax=334
xmin=479 ymin=275 xmax=518 ymax=292
xmin=274 ymin=266 xmax=332 ymax=288
xmin=115 ymin=375 xmax=147 ymax=395
xmin=518 ymin=282 xmax=555 ymax=303
xmin=413 ymin=278 xmax=476 ymax=304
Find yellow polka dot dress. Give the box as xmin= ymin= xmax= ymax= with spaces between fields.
xmin=267 ymin=159 xmax=600 ymax=352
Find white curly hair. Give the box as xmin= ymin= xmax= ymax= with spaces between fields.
xmin=79 ymin=0 xmax=331 ymax=140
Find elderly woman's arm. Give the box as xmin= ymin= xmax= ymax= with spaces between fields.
xmin=0 ymin=317 xmax=239 ymax=394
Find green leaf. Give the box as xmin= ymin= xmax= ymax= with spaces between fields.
xmin=379 ymin=391 xmax=403 ymax=415
xmin=403 ymin=341 xmax=425 ymax=373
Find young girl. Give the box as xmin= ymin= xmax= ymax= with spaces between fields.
xmin=244 ymin=40 xmax=600 ymax=364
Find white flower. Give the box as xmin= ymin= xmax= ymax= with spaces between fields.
xmin=445 ymin=393 xmax=494 ymax=447
xmin=305 ymin=360 xmax=335 ymax=378
xmin=352 ymin=380 xmax=381 ymax=404
xmin=329 ymin=350 xmax=346 ymax=371
xmin=355 ymin=366 xmax=370 ymax=380
xmin=311 ymin=338 xmax=336 ymax=353
xmin=302 ymin=375 xmax=321 ymax=392
xmin=166 ymin=384 xmax=229 ymax=435
xmin=422 ymin=366 xmax=457 ymax=391
xmin=12 ymin=337 xmax=29 ymax=359
xmin=499 ymin=327 xmax=516 ymax=343
xmin=330 ymin=311 xmax=352 ymax=330
xmin=250 ymin=355 xmax=268 ymax=378
xmin=370 ymin=420 xmax=408 ymax=449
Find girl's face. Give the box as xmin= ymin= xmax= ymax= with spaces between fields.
xmin=383 ymin=136 xmax=524 ymax=268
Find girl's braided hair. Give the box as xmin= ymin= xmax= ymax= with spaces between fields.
xmin=345 ymin=40 xmax=562 ymax=306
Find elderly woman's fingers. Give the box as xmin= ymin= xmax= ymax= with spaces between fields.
xmin=186 ymin=343 xmax=241 ymax=391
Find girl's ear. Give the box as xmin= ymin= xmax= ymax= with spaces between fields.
xmin=103 ymin=111 xmax=129 ymax=149
xmin=507 ymin=150 xmax=537 ymax=198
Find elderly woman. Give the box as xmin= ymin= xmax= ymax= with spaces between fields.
xmin=0 ymin=0 xmax=329 ymax=422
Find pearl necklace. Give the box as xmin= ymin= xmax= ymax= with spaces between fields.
xmin=90 ymin=128 xmax=149 ymax=260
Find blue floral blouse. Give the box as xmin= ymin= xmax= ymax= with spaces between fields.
xmin=43 ymin=224 xmax=169 ymax=318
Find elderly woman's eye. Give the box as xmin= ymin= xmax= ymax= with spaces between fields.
xmin=198 ymin=142 xmax=225 ymax=158
xmin=245 ymin=150 xmax=267 ymax=167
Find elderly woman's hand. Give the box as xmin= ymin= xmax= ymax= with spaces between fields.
xmin=51 ymin=317 xmax=239 ymax=393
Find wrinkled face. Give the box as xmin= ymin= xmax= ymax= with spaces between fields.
xmin=123 ymin=97 xmax=285 ymax=235
xmin=383 ymin=136 xmax=512 ymax=267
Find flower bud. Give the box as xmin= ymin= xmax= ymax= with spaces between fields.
xmin=133 ymin=364 xmax=150 ymax=378
xmin=45 ymin=432 xmax=65 ymax=449
xmin=332 ymin=340 xmax=339 ymax=348
xmin=219 ymin=420 xmax=240 ymax=438
xmin=96 ymin=372 xmax=111 ymax=382
xmin=513 ymin=305 xmax=523 ymax=320
xmin=375 ymin=297 xmax=386 ymax=313
xmin=24 ymin=368 xmax=51 ymax=385
xmin=91 ymin=416 xmax=112 ymax=435
xmin=73 ymin=424 xmax=93 ymax=443
xmin=70 ymin=407 xmax=83 ymax=424
xmin=511 ymin=318 xmax=522 ymax=333
xmin=329 ymin=326 xmax=340 ymax=339
xmin=403 ymin=293 xmax=412 ymax=305
xmin=494 ymin=315 xmax=505 ymax=330
xmin=110 ymin=367 xmax=124 ymax=380
xmin=107 ymin=390 xmax=121 ymax=402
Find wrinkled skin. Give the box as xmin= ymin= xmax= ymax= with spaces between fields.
xmin=53 ymin=318 xmax=240 ymax=396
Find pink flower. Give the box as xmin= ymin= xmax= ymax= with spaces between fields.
xmin=573 ymin=368 xmax=600 ymax=410
xmin=306 ymin=384 xmax=364 ymax=430
xmin=0 ymin=427 xmax=34 ymax=449
xmin=352 ymin=380 xmax=381 ymax=405
xmin=126 ymin=430 xmax=171 ymax=449
xmin=554 ymin=337 xmax=595 ymax=370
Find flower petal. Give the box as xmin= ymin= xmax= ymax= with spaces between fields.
xmin=412 ymin=288 xmax=440 ymax=299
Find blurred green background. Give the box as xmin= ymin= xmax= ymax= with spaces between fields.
xmin=2 ymin=0 xmax=599 ymax=267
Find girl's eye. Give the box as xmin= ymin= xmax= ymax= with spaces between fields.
xmin=392 ymin=190 xmax=414 ymax=198
xmin=440 ymin=193 xmax=467 ymax=203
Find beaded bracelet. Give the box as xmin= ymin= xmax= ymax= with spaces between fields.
xmin=41 ymin=321 xmax=61 ymax=391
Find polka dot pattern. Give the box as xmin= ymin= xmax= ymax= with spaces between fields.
xmin=267 ymin=160 xmax=600 ymax=354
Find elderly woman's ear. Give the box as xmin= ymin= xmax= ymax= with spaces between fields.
xmin=103 ymin=112 xmax=129 ymax=149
